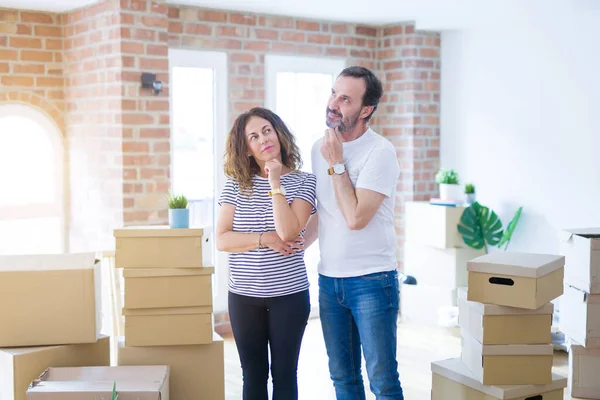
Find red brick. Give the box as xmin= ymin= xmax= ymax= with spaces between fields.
xmin=0 ymin=10 xmax=18 ymax=22
xmin=168 ymin=6 xmax=179 ymax=18
xmin=383 ymin=61 xmax=403 ymax=70
xmin=230 ymin=52 xmax=256 ymax=63
xmin=386 ymin=71 xmax=405 ymax=81
xmin=405 ymin=25 xmax=415 ymax=34
xmin=199 ymin=10 xmax=227 ymax=22
xmin=2 ymin=76 xmax=34 ymax=86
xmin=254 ymin=29 xmax=278 ymax=40
xmin=355 ymin=26 xmax=377 ymax=36
xmin=168 ymin=21 xmax=183 ymax=34
xmin=383 ymin=26 xmax=403 ymax=36
xmin=35 ymin=26 xmax=62 ymax=37
xmin=295 ymin=20 xmax=319 ymax=31
xmin=140 ymin=57 xmax=168 ymax=70
xmin=258 ymin=16 xmax=293 ymax=29
xmin=217 ymin=26 xmax=247 ymax=37
xmin=45 ymin=39 xmax=62 ymax=50
xmin=298 ymin=45 xmax=322 ymax=55
xmin=21 ymin=12 xmax=54 ymax=24
xmin=350 ymin=49 xmax=371 ymax=58
xmin=10 ymin=37 xmax=42 ymax=49
xmin=307 ymin=34 xmax=330 ymax=44
xmin=331 ymin=24 xmax=347 ymax=34
xmin=140 ymin=127 xmax=169 ymax=138
xmin=122 ymin=41 xmax=145 ymax=54
xmin=243 ymin=41 xmax=270 ymax=51
xmin=420 ymin=48 xmax=440 ymax=58
xmin=0 ymin=49 xmax=18 ymax=61
xmin=123 ymin=113 xmax=155 ymax=125
xmin=0 ymin=63 xmax=8 ymax=73
xmin=147 ymin=44 xmax=168 ymax=56
xmin=326 ymin=47 xmax=347 ymax=57
xmin=134 ymin=28 xmax=156 ymax=41
xmin=16 ymin=24 xmax=31 ymax=35
xmin=232 ymin=77 xmax=250 ymax=86
xmin=185 ymin=23 xmax=212 ymax=35
xmin=36 ymin=77 xmax=63 ymax=87
xmin=21 ymin=50 xmax=53 ymax=62
xmin=153 ymin=141 xmax=170 ymax=152
xmin=424 ymin=81 xmax=440 ymax=91
xmin=124 ymin=0 xmax=148 ymax=11
xmin=281 ymin=32 xmax=305 ymax=42
xmin=124 ymin=211 xmax=150 ymax=222
xmin=405 ymin=37 xmax=423 ymax=46
xmin=402 ymin=48 xmax=418 ymax=57
xmin=146 ymin=100 xmax=169 ymax=111
xmin=230 ymin=13 xmax=256 ymax=25
xmin=271 ymin=43 xmax=295 ymax=54
xmin=142 ymin=15 xmax=168 ymax=28
xmin=123 ymin=141 xmax=150 ymax=152
xmin=141 ymin=168 xmax=167 ymax=179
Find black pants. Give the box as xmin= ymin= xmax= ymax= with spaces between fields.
xmin=228 ymin=289 xmax=311 ymax=400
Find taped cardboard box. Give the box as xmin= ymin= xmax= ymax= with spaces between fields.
xmin=569 ymin=344 xmax=600 ymax=399
xmin=0 ymin=252 xmax=102 ymax=347
xmin=461 ymin=330 xmax=554 ymax=385
xmin=26 ymin=365 xmax=169 ymax=400
xmin=0 ymin=336 xmax=110 ymax=400
xmin=404 ymin=201 xmax=468 ymax=249
xmin=467 ymin=252 xmax=564 ymax=310
xmin=431 ymin=358 xmax=566 ymax=400
xmin=123 ymin=306 xmax=213 ymax=346
xmin=124 ymin=267 xmax=214 ymax=309
xmin=404 ymin=241 xmax=484 ymax=290
xmin=559 ymin=228 xmax=600 ymax=294
xmin=458 ymin=287 xmax=553 ymax=345
xmin=118 ymin=333 xmax=225 ymax=400
xmin=560 ymin=284 xmax=600 ymax=348
xmin=114 ymin=226 xmax=213 ymax=269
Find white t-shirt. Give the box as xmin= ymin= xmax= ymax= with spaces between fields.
xmin=311 ymin=128 xmax=400 ymax=278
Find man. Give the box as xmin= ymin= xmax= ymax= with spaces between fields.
xmin=306 ymin=66 xmax=403 ymax=400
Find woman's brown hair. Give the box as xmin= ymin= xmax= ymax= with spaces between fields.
xmin=224 ymin=107 xmax=302 ymax=193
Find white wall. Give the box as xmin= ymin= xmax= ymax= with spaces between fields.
xmin=440 ymin=14 xmax=600 ymax=254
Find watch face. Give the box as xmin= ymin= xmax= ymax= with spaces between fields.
xmin=333 ymin=164 xmax=345 ymax=174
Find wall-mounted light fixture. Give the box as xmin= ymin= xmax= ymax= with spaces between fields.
xmin=141 ymin=72 xmax=162 ymax=96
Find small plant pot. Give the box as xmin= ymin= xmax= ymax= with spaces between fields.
xmin=465 ymin=193 xmax=476 ymax=205
xmin=169 ymin=208 xmax=189 ymax=229
xmin=439 ymin=183 xmax=462 ymax=202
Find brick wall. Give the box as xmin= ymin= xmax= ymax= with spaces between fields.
xmin=375 ymin=23 xmax=441 ymax=269
xmin=0 ymin=9 xmax=64 ymax=131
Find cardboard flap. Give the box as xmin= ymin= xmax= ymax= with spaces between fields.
xmin=457 ymin=287 xmax=554 ymax=315
xmin=27 ymin=380 xmax=164 ymax=393
xmin=123 ymin=267 xmax=215 ymax=278
xmin=467 ymin=252 xmax=565 ymax=278
xmin=114 ymin=225 xmax=206 ymax=238
xmin=431 ymin=358 xmax=567 ymax=399
xmin=0 ymin=252 xmax=97 ymax=272
xmin=122 ymin=306 xmax=213 ymax=316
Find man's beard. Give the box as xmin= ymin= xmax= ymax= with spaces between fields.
xmin=326 ymin=108 xmax=361 ymax=133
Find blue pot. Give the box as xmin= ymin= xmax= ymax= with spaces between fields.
xmin=169 ymin=208 xmax=189 ymax=229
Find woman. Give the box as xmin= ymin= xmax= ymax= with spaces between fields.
xmin=216 ymin=107 xmax=316 ymax=400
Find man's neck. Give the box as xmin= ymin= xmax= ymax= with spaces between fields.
xmin=339 ymin=124 xmax=369 ymax=143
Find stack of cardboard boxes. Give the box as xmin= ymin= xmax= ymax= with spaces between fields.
xmin=431 ymin=251 xmax=569 ymax=399
xmin=402 ymin=201 xmax=485 ymax=325
xmin=0 ymin=252 xmax=110 ymax=400
xmin=114 ymin=225 xmax=225 ymax=400
xmin=559 ymin=228 xmax=600 ymax=399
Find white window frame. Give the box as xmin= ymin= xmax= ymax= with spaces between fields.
xmin=0 ymin=103 xmax=67 ymax=253
xmin=168 ymin=49 xmax=229 ymax=313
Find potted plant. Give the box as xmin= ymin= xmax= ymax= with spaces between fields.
xmin=167 ymin=193 xmax=189 ymax=229
xmin=435 ymin=168 xmax=461 ymax=202
xmin=464 ymin=183 xmax=476 ymax=205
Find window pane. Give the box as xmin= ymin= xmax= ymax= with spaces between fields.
xmin=0 ymin=217 xmax=61 ymax=255
xmin=0 ymin=116 xmax=56 ymax=206
xmin=172 ymin=67 xmax=215 ymax=228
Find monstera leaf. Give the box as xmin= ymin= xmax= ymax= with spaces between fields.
xmin=458 ymin=202 xmax=504 ymax=253
xmin=498 ymin=206 xmax=523 ymax=250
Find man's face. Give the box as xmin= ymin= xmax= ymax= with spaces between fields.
xmin=326 ymin=76 xmax=367 ymax=133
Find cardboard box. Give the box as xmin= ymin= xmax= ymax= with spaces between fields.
xmin=431 ymin=358 xmax=567 ymax=400
xmin=114 ymin=226 xmax=212 ymax=269
xmin=467 ymin=252 xmax=564 ymax=310
xmin=0 ymin=336 xmax=110 ymax=400
xmin=27 ymin=365 xmax=169 ymax=400
xmin=0 ymin=252 xmax=102 ymax=347
xmin=124 ymin=267 xmax=214 ymax=309
xmin=461 ymin=331 xmax=554 ymax=385
xmin=458 ymin=287 xmax=553 ymax=345
xmin=404 ymin=201 xmax=468 ymax=249
xmin=569 ymin=344 xmax=600 ymax=399
xmin=123 ymin=306 xmax=213 ymax=346
xmin=559 ymin=228 xmax=600 ymax=293
xmin=404 ymin=241 xmax=485 ymax=290
xmin=560 ymin=285 xmax=600 ymax=348
xmin=400 ymin=283 xmax=457 ymax=325
xmin=118 ymin=333 xmax=225 ymax=400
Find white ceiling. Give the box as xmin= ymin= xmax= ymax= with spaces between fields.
xmin=0 ymin=0 xmax=594 ymax=26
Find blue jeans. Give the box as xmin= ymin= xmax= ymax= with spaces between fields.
xmin=319 ymin=270 xmax=404 ymax=400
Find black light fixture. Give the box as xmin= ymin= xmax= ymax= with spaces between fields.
xmin=141 ymin=72 xmax=162 ymax=95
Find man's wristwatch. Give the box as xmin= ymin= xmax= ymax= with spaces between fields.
xmin=327 ymin=162 xmax=346 ymax=175
xmin=268 ymin=185 xmax=286 ymax=197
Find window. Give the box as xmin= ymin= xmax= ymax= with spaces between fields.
xmin=169 ymin=49 xmax=228 ymax=310
xmin=265 ymin=55 xmax=346 ymax=316
xmin=0 ymin=104 xmax=65 ymax=255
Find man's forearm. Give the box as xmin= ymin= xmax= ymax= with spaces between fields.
xmin=332 ymin=172 xmax=360 ymax=228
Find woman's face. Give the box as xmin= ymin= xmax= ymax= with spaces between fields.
xmin=244 ymin=116 xmax=281 ymax=163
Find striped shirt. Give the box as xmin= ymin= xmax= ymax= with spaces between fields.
xmin=218 ymin=171 xmax=317 ymax=298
